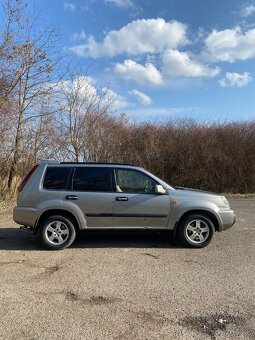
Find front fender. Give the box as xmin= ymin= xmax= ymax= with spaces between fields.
xmin=168 ymin=200 xmax=222 ymax=230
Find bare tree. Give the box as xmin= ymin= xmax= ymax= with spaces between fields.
xmin=57 ymin=73 xmax=115 ymax=162
xmin=0 ymin=0 xmax=63 ymax=191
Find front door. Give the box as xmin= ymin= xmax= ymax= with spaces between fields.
xmin=112 ymin=168 xmax=170 ymax=229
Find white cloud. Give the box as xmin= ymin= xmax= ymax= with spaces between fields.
xmin=242 ymin=3 xmax=255 ymax=17
xmin=162 ymin=49 xmax=219 ymax=78
xmin=64 ymin=2 xmax=76 ymax=11
xmin=69 ymin=18 xmax=188 ymax=57
xmin=129 ymin=89 xmax=152 ymax=105
xmin=102 ymin=88 xmax=130 ymax=110
xmin=53 ymin=76 xmax=98 ymax=105
xmin=104 ymin=0 xmax=141 ymax=15
xmin=70 ymin=29 xmax=86 ymax=42
xmin=50 ymin=76 xmax=130 ymax=112
xmin=114 ymin=59 xmax=163 ymax=85
xmin=105 ymin=0 xmax=135 ymax=9
xmin=205 ymin=27 xmax=255 ymax=62
xmin=219 ymin=72 xmax=252 ymax=87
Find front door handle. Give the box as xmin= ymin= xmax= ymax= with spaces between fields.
xmin=116 ymin=197 xmax=128 ymax=201
xmin=66 ymin=195 xmax=78 ymax=200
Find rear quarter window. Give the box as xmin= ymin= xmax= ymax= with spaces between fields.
xmin=43 ymin=167 xmax=71 ymax=190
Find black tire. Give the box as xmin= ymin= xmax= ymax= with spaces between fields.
xmin=177 ymin=213 xmax=215 ymax=248
xmin=41 ymin=215 xmax=76 ymax=250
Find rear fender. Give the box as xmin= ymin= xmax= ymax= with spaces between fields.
xmin=36 ymin=199 xmax=87 ymax=230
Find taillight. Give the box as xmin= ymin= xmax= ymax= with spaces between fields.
xmin=18 ymin=164 xmax=39 ymax=192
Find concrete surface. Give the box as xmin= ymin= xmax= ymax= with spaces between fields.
xmin=0 ymin=199 xmax=254 ymax=340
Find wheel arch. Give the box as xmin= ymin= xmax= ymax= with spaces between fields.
xmin=174 ymin=209 xmax=220 ymax=236
xmin=35 ymin=209 xmax=80 ymax=234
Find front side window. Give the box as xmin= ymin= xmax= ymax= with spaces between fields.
xmin=115 ymin=169 xmax=157 ymax=194
xmin=73 ymin=167 xmax=112 ymax=192
xmin=43 ymin=167 xmax=71 ymax=190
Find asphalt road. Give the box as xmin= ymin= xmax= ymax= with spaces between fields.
xmin=0 ymin=200 xmax=254 ymax=340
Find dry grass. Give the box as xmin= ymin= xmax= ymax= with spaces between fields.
xmin=223 ymin=193 xmax=255 ymax=199
xmin=0 ymin=197 xmax=16 ymax=213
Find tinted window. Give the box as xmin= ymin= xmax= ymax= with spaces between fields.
xmin=115 ymin=169 xmax=157 ymax=194
xmin=73 ymin=167 xmax=112 ymax=192
xmin=43 ymin=167 xmax=71 ymax=190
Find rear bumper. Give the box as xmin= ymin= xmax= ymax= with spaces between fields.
xmin=218 ymin=208 xmax=236 ymax=231
xmin=13 ymin=207 xmax=38 ymax=228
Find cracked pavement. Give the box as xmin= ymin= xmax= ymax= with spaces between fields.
xmin=0 ymin=199 xmax=254 ymax=339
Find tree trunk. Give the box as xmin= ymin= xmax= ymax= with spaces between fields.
xmin=7 ymin=114 xmax=22 ymax=191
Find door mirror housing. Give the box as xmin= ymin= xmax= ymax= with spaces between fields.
xmin=155 ymin=184 xmax=167 ymax=195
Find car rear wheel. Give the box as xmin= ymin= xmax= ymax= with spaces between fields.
xmin=178 ymin=214 xmax=215 ymax=248
xmin=41 ymin=215 xmax=76 ymax=250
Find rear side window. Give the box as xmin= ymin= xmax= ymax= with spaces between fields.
xmin=73 ymin=167 xmax=112 ymax=192
xmin=43 ymin=167 xmax=71 ymax=190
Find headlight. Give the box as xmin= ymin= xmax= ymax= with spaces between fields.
xmin=220 ymin=196 xmax=229 ymax=208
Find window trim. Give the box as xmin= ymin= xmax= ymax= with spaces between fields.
xmin=41 ymin=166 xmax=160 ymax=194
xmin=113 ymin=167 xmax=159 ymax=195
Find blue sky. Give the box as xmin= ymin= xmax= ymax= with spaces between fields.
xmin=29 ymin=0 xmax=255 ymax=122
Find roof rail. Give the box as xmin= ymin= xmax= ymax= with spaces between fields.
xmin=40 ymin=159 xmax=59 ymax=164
xmin=60 ymin=162 xmax=137 ymax=166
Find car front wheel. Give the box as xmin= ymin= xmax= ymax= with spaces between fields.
xmin=41 ymin=215 xmax=76 ymax=250
xmin=178 ymin=214 xmax=215 ymax=248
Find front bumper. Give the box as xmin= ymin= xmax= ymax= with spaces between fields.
xmin=13 ymin=207 xmax=38 ymax=228
xmin=218 ymin=208 xmax=236 ymax=231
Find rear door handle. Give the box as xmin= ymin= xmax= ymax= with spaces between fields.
xmin=66 ymin=195 xmax=78 ymax=200
xmin=116 ymin=197 xmax=128 ymax=201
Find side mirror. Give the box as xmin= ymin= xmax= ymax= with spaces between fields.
xmin=155 ymin=184 xmax=167 ymax=195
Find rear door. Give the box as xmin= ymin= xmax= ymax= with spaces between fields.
xmin=64 ymin=166 xmax=113 ymax=228
xmin=112 ymin=168 xmax=170 ymax=229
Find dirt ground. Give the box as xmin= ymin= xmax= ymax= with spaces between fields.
xmin=0 ymin=199 xmax=254 ymax=339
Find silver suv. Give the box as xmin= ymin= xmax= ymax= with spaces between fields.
xmin=13 ymin=160 xmax=235 ymax=250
